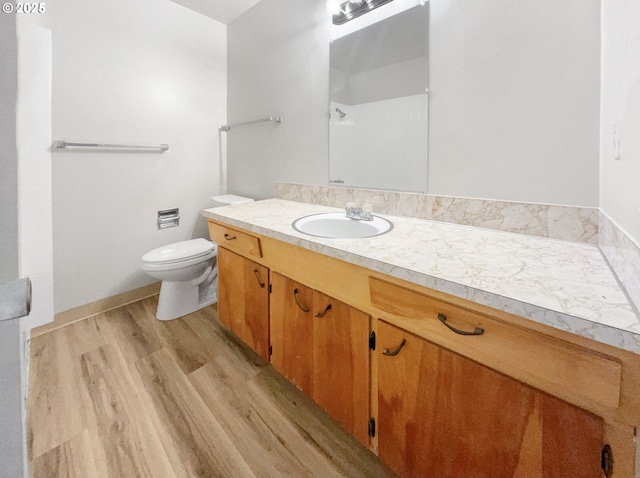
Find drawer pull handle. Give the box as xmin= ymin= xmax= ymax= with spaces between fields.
xmin=224 ymin=233 xmax=236 ymax=240
xmin=315 ymin=303 xmax=332 ymax=318
xmin=253 ymin=269 xmax=265 ymax=288
xmin=382 ymin=338 xmax=406 ymax=356
xmin=438 ymin=313 xmax=484 ymax=336
xmin=293 ymin=288 xmax=309 ymax=312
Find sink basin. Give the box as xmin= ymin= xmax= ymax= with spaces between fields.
xmin=292 ymin=212 xmax=393 ymax=238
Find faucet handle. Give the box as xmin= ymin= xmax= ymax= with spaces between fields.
xmin=362 ymin=203 xmax=373 ymax=219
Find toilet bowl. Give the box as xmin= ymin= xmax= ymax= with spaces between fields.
xmin=142 ymin=238 xmax=217 ymax=320
xmin=141 ymin=194 xmax=254 ymax=321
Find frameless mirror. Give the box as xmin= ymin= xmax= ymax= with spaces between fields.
xmin=329 ymin=3 xmax=429 ymax=193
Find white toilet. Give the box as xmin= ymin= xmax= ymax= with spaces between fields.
xmin=141 ymin=194 xmax=254 ymax=320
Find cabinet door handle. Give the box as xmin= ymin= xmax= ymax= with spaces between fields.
xmin=382 ymin=338 xmax=406 ymax=356
xmin=224 ymin=233 xmax=236 ymax=240
xmin=293 ymin=288 xmax=309 ymax=312
xmin=253 ymin=269 xmax=265 ymax=288
xmin=314 ymin=303 xmax=332 ymax=318
xmin=438 ymin=313 xmax=484 ymax=336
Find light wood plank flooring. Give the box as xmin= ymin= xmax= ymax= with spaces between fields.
xmin=27 ymin=296 xmax=396 ymax=477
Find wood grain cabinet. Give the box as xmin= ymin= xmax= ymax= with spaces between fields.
xmin=270 ymin=272 xmax=371 ymax=445
xmin=208 ymin=220 xmax=638 ymax=477
xmin=377 ymin=320 xmax=607 ymax=478
xmin=269 ymin=273 xmax=314 ymax=395
xmin=217 ymin=247 xmax=270 ymax=360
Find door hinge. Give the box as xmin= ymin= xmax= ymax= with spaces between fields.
xmin=269 ymin=283 xmax=272 ymax=293
xmin=368 ymin=417 xmax=376 ymax=437
xmin=269 ymin=345 xmax=273 ymax=357
xmin=369 ymin=331 xmax=376 ymax=350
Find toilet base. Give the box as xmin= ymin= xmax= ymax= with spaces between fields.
xmin=155 ymin=276 xmax=217 ymax=321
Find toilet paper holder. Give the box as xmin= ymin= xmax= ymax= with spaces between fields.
xmin=158 ymin=208 xmax=180 ymax=229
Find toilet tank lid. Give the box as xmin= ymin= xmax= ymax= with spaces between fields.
xmin=142 ymin=238 xmax=215 ymax=264
xmin=211 ymin=194 xmax=254 ymax=205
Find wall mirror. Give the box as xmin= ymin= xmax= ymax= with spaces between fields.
xmin=329 ymin=3 xmax=429 ymax=193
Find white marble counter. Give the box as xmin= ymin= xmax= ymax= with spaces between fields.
xmin=202 ymin=199 xmax=640 ymax=353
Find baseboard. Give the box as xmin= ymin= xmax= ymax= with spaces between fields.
xmin=30 ymin=282 xmax=161 ymax=338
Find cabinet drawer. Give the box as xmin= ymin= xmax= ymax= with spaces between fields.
xmin=369 ymin=277 xmax=622 ymax=411
xmin=208 ymin=221 xmax=262 ymax=258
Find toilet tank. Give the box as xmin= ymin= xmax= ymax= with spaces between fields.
xmin=210 ymin=194 xmax=254 ymax=207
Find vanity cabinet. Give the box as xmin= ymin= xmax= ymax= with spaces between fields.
xmin=207 ymin=217 xmax=639 ymax=477
xmin=270 ymin=272 xmax=371 ymax=445
xmin=378 ymin=320 xmax=605 ymax=478
xmin=217 ymin=247 xmax=270 ymax=361
xmin=269 ymin=274 xmax=314 ymax=395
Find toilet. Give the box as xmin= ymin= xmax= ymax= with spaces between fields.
xmin=141 ymin=194 xmax=254 ymax=320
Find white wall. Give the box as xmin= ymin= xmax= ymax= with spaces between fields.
xmin=36 ymin=0 xmax=227 ymax=313
xmin=228 ymin=0 xmax=601 ymax=207
xmin=429 ymin=0 xmax=600 ymax=206
xmin=227 ymin=0 xmax=330 ymax=200
xmin=17 ymin=23 xmax=54 ymax=330
xmin=600 ymin=0 xmax=640 ymax=245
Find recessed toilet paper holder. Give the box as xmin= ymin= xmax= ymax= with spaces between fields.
xmin=158 ymin=208 xmax=180 ymax=229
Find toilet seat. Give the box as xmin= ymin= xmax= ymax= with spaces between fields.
xmin=141 ymin=238 xmax=216 ymax=270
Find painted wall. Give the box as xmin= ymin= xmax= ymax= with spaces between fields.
xmin=227 ymin=0 xmax=330 ymax=200
xmin=428 ymin=0 xmax=600 ymax=206
xmin=0 ymin=13 xmax=26 ymax=478
xmin=17 ymin=23 xmax=54 ymax=330
xmin=228 ymin=0 xmax=600 ymax=207
xmin=600 ymin=0 xmax=640 ymax=245
xmin=36 ymin=0 xmax=226 ymax=313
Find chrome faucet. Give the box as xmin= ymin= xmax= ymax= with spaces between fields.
xmin=345 ymin=202 xmax=373 ymax=221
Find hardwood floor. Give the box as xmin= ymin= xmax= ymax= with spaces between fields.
xmin=27 ymin=296 xmax=396 ymax=478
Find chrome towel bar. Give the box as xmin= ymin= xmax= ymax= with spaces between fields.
xmin=53 ymin=141 xmax=169 ymax=152
xmin=219 ymin=116 xmax=282 ymax=131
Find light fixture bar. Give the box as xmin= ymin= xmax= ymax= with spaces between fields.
xmin=332 ymin=0 xmax=395 ymax=25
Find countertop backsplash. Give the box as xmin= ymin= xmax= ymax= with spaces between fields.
xmin=275 ymin=182 xmax=599 ymax=244
xmin=600 ymin=211 xmax=640 ymax=313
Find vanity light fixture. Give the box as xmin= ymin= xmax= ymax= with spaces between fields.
xmin=327 ymin=0 xmax=395 ymax=25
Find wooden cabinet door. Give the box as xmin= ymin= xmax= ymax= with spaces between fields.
xmin=312 ymin=291 xmax=370 ymax=446
xmin=217 ymin=247 xmax=270 ymax=360
xmin=378 ymin=321 xmax=605 ymax=478
xmin=269 ymin=272 xmax=314 ymax=396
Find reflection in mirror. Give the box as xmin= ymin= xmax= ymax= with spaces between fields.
xmin=329 ymin=3 xmax=429 ymax=193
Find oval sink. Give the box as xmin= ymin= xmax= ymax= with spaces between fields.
xmin=292 ymin=212 xmax=393 ymax=238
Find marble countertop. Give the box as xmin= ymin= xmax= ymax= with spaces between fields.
xmin=202 ymin=199 xmax=640 ymax=353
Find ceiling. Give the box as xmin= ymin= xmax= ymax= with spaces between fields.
xmin=169 ymin=0 xmax=262 ymax=24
